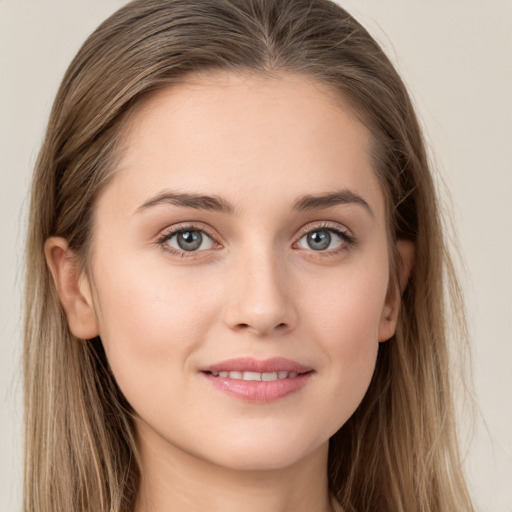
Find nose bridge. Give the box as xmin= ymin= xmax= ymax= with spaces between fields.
xmin=223 ymin=243 xmax=296 ymax=336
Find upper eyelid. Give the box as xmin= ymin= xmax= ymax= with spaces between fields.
xmin=157 ymin=222 xmax=218 ymax=242
xmin=295 ymin=221 xmax=352 ymax=239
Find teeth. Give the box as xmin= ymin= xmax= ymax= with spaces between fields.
xmin=210 ymin=370 xmax=300 ymax=381
xmin=243 ymin=371 xmax=261 ymax=381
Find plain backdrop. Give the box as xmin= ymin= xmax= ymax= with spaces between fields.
xmin=1 ymin=1 xmax=511 ymax=510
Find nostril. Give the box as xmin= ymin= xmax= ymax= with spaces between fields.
xmin=233 ymin=321 xmax=289 ymax=334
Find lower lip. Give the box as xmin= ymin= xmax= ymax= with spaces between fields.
xmin=202 ymin=372 xmax=313 ymax=403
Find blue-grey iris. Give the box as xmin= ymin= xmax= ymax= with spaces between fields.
xmin=177 ymin=230 xmax=203 ymax=251
xmin=307 ymin=230 xmax=331 ymax=250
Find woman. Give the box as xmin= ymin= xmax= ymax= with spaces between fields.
xmin=24 ymin=0 xmax=474 ymax=510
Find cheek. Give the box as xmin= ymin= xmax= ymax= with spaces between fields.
xmin=304 ymin=258 xmax=389 ymax=344
xmin=301 ymin=262 xmax=388 ymax=414
xmin=90 ymin=253 xmax=220 ymax=395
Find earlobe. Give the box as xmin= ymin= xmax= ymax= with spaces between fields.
xmin=44 ymin=237 xmax=99 ymax=340
xmin=378 ymin=239 xmax=415 ymax=342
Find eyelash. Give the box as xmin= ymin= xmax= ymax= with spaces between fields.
xmin=156 ymin=222 xmax=356 ymax=259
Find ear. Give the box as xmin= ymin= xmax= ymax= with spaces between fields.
xmin=378 ymin=239 xmax=415 ymax=342
xmin=44 ymin=237 xmax=99 ymax=340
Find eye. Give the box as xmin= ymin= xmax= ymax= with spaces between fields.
xmin=160 ymin=228 xmax=215 ymax=253
xmin=296 ymin=227 xmax=352 ymax=252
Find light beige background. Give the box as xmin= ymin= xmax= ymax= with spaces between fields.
xmin=1 ymin=1 xmax=510 ymax=510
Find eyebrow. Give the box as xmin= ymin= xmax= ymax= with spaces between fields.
xmin=135 ymin=188 xmax=373 ymax=217
xmin=292 ymin=189 xmax=374 ymax=217
xmin=136 ymin=191 xmax=234 ymax=214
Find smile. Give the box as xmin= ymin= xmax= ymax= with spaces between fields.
xmin=208 ymin=370 xmax=300 ymax=381
xmin=201 ymin=358 xmax=314 ymax=403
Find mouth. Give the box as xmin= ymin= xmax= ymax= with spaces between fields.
xmin=206 ymin=370 xmax=304 ymax=381
xmin=200 ymin=357 xmax=314 ymax=403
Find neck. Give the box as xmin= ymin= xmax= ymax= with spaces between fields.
xmin=133 ymin=420 xmax=340 ymax=512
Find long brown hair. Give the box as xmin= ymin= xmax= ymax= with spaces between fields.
xmin=24 ymin=1 xmax=473 ymax=510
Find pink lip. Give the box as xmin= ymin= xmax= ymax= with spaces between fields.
xmin=200 ymin=357 xmax=314 ymax=403
xmin=201 ymin=357 xmax=312 ymax=374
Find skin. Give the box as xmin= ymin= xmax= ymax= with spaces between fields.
xmin=46 ymin=72 xmax=412 ymax=512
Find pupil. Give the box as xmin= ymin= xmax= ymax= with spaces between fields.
xmin=177 ymin=231 xmax=202 ymax=251
xmin=307 ymin=230 xmax=331 ymax=251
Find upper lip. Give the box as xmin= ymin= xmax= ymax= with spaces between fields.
xmin=201 ymin=357 xmax=313 ymax=374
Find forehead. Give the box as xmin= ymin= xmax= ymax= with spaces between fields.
xmin=103 ymin=71 xmax=384 ymax=221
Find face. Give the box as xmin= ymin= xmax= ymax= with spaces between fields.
xmin=76 ymin=72 xmax=398 ymax=471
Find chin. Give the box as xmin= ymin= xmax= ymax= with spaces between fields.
xmin=191 ymin=425 xmax=329 ymax=472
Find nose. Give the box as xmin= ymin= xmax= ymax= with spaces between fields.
xmin=222 ymin=249 xmax=298 ymax=337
